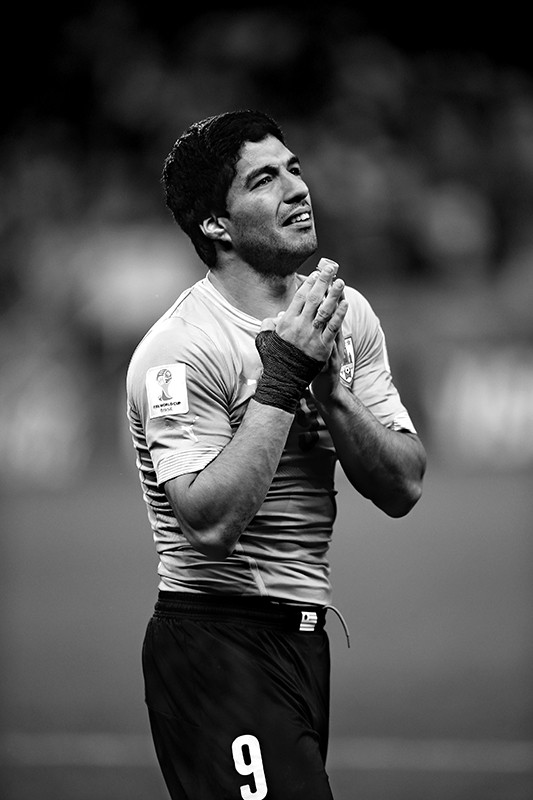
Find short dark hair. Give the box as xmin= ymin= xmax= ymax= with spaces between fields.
xmin=161 ymin=110 xmax=285 ymax=268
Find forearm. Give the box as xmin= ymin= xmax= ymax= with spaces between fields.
xmin=316 ymin=385 xmax=426 ymax=517
xmin=165 ymin=399 xmax=294 ymax=559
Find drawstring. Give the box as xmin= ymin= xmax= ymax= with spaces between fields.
xmin=325 ymin=604 xmax=351 ymax=648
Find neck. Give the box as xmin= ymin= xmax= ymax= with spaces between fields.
xmin=207 ymin=264 xmax=301 ymax=319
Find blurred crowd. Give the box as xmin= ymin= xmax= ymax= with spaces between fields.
xmin=2 ymin=4 xmax=533 ymax=488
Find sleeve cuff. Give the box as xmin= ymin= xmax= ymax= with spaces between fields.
xmin=156 ymin=446 xmax=222 ymax=484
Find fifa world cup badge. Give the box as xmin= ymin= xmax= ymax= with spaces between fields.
xmin=340 ymin=336 xmax=355 ymax=386
xmin=146 ymin=363 xmax=189 ymax=418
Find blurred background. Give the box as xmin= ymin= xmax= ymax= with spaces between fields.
xmin=1 ymin=3 xmax=532 ymax=798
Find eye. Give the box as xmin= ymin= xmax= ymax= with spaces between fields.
xmin=253 ymin=175 xmax=272 ymax=188
xmin=290 ymin=164 xmax=302 ymax=176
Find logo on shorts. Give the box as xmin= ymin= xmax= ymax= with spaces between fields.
xmin=299 ymin=611 xmax=318 ymax=632
xmin=340 ymin=336 xmax=355 ymax=386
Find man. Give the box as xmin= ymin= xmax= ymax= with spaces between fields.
xmin=126 ymin=110 xmax=426 ymax=799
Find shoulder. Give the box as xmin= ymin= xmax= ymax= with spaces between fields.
xmin=342 ymin=284 xmax=380 ymax=329
xmin=343 ymin=284 xmax=374 ymax=309
xmin=126 ymin=280 xmax=232 ymax=398
xmin=132 ymin=276 xmax=236 ymax=356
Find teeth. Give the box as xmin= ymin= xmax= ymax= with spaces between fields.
xmin=290 ymin=212 xmax=310 ymax=223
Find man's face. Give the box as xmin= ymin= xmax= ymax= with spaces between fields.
xmin=221 ymin=135 xmax=318 ymax=276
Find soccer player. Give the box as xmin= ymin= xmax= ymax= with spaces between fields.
xmin=126 ymin=110 xmax=426 ymax=799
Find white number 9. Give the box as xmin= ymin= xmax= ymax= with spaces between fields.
xmin=231 ymin=734 xmax=268 ymax=800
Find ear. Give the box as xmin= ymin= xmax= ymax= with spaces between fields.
xmin=200 ymin=215 xmax=231 ymax=244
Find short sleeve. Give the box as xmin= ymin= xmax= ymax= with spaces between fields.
xmin=130 ymin=318 xmax=235 ymax=485
xmin=342 ymin=288 xmax=416 ymax=434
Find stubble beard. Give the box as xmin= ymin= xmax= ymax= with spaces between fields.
xmin=240 ymin=231 xmax=318 ymax=280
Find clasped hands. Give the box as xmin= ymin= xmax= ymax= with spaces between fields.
xmin=259 ymin=259 xmax=348 ymax=401
xmin=261 ymin=259 xmax=346 ymax=358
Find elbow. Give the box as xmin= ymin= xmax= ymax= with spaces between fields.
xmin=184 ymin=525 xmax=238 ymax=561
xmin=171 ymin=500 xmax=241 ymax=560
xmin=166 ymin=481 xmax=244 ymax=560
xmin=383 ymin=442 xmax=427 ymax=517
xmin=195 ymin=539 xmax=234 ymax=561
xmin=380 ymin=476 xmax=424 ymax=518
xmin=193 ymin=541 xmax=234 ymax=561
xmin=380 ymin=495 xmax=420 ymax=518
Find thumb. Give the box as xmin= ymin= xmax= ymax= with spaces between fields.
xmin=260 ymin=311 xmax=283 ymax=332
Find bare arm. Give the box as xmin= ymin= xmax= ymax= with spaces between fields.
xmin=164 ymin=264 xmax=347 ymax=559
xmin=164 ymin=401 xmax=294 ymax=559
xmin=311 ymin=334 xmax=426 ymax=517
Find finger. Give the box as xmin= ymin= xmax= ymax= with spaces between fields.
xmin=331 ymin=329 xmax=345 ymax=365
xmin=312 ymin=279 xmax=345 ymax=328
xmin=320 ymin=299 xmax=348 ymax=346
xmin=260 ymin=316 xmax=278 ymax=332
xmin=302 ymin=266 xmax=338 ymax=318
xmin=317 ymin=257 xmax=339 ymax=277
xmin=288 ymin=270 xmax=320 ymax=314
xmin=289 ymin=260 xmax=339 ymax=316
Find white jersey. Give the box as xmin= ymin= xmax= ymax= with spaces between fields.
xmin=126 ymin=273 xmax=415 ymax=604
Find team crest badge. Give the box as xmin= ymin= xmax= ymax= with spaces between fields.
xmin=340 ymin=336 xmax=355 ymax=386
xmin=146 ymin=363 xmax=189 ymax=418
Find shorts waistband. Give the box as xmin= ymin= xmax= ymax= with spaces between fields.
xmin=153 ymin=591 xmax=327 ymax=633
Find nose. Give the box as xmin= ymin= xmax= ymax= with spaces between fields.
xmin=282 ymin=170 xmax=309 ymax=203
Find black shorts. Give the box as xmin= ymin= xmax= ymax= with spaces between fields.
xmin=142 ymin=592 xmax=334 ymax=800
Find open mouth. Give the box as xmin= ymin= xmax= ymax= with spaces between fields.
xmin=283 ymin=210 xmax=312 ymax=226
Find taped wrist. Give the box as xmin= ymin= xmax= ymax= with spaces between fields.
xmin=254 ymin=330 xmax=325 ymax=413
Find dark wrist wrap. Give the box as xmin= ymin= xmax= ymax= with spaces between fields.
xmin=254 ymin=330 xmax=325 ymax=413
